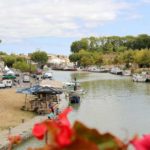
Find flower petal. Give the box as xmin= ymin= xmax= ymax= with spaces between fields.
xmin=132 ymin=134 xmax=150 ymax=150
xmin=32 ymin=123 xmax=47 ymax=140
xmin=58 ymin=107 xmax=72 ymax=126
xmin=56 ymin=125 xmax=73 ymax=147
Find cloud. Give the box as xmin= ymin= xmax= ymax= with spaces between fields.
xmin=0 ymin=0 xmax=130 ymax=42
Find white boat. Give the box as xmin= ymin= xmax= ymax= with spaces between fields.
xmin=63 ymin=81 xmax=80 ymax=92
xmin=63 ymin=81 xmax=85 ymax=95
xmin=87 ymin=67 xmax=101 ymax=73
xmin=110 ymin=67 xmax=123 ymax=75
xmin=122 ymin=70 xmax=131 ymax=76
xmin=88 ymin=68 xmax=109 ymax=73
xmin=63 ymin=81 xmax=80 ymax=88
xmin=132 ymin=74 xmax=147 ymax=82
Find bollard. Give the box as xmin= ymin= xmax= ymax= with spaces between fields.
xmin=8 ymin=127 xmax=11 ymax=135
xmin=22 ymin=119 xmax=25 ymax=123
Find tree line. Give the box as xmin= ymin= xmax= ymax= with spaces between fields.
xmin=0 ymin=50 xmax=48 ymax=72
xmin=69 ymin=34 xmax=150 ymax=69
xmin=71 ymin=34 xmax=150 ymax=53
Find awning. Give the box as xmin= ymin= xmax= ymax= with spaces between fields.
xmin=16 ymin=85 xmax=62 ymax=95
xmin=40 ymin=79 xmax=63 ymax=89
xmin=16 ymin=85 xmax=41 ymax=94
xmin=33 ymin=86 xmax=62 ymax=95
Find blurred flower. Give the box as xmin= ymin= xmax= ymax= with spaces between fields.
xmin=8 ymin=135 xmax=22 ymax=144
xmin=57 ymin=107 xmax=72 ymax=127
xmin=131 ymin=134 xmax=150 ymax=150
xmin=55 ymin=124 xmax=73 ymax=148
xmin=32 ymin=107 xmax=73 ymax=148
xmin=32 ymin=123 xmax=47 ymax=140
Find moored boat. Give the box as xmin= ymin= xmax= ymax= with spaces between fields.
xmin=110 ymin=67 xmax=123 ymax=75
xmin=132 ymin=74 xmax=147 ymax=82
xmin=69 ymin=93 xmax=80 ymax=104
xmin=122 ymin=70 xmax=131 ymax=76
xmin=63 ymin=67 xmax=77 ymax=71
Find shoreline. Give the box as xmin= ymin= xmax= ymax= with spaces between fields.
xmin=0 ymin=94 xmax=69 ymax=150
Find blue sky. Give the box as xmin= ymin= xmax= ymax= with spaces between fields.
xmin=0 ymin=0 xmax=150 ymax=56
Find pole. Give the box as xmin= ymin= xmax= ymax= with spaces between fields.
xmin=74 ymin=77 xmax=77 ymax=91
xmin=30 ymin=59 xmax=31 ymax=87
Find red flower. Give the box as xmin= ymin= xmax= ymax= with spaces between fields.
xmin=32 ymin=123 xmax=47 ymax=140
xmin=131 ymin=134 xmax=150 ymax=150
xmin=56 ymin=124 xmax=73 ymax=148
xmin=57 ymin=107 xmax=72 ymax=127
xmin=32 ymin=107 xmax=73 ymax=148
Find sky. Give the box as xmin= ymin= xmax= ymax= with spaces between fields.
xmin=0 ymin=0 xmax=150 ymax=56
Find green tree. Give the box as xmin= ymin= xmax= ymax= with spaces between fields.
xmin=112 ymin=55 xmax=121 ymax=65
xmin=69 ymin=53 xmax=80 ymax=66
xmin=134 ymin=49 xmax=150 ymax=67
xmin=121 ymin=50 xmax=135 ymax=68
xmin=80 ymin=55 xmax=95 ymax=67
xmin=76 ymin=50 xmax=94 ymax=67
xmin=0 ymin=51 xmax=7 ymax=55
xmin=3 ymin=55 xmax=16 ymax=67
xmin=93 ymin=52 xmax=103 ymax=66
xmin=13 ymin=61 xmax=36 ymax=72
xmin=71 ymin=39 xmax=88 ymax=53
xmin=16 ymin=56 xmax=26 ymax=62
xmin=30 ymin=50 xmax=48 ymax=67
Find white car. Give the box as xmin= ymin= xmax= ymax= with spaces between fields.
xmin=43 ymin=72 xmax=53 ymax=79
xmin=3 ymin=80 xmax=13 ymax=88
xmin=23 ymin=75 xmax=30 ymax=82
xmin=0 ymin=81 xmax=6 ymax=88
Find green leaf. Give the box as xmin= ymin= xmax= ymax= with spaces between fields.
xmin=73 ymin=121 xmax=127 ymax=150
xmin=65 ymin=136 xmax=99 ymax=150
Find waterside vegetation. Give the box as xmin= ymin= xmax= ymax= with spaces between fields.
xmin=69 ymin=34 xmax=150 ymax=71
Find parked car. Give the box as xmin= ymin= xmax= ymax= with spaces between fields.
xmin=31 ymin=74 xmax=37 ymax=78
xmin=0 ymin=81 xmax=5 ymax=88
xmin=23 ymin=74 xmax=30 ymax=82
xmin=3 ymin=80 xmax=13 ymax=88
xmin=43 ymin=72 xmax=53 ymax=79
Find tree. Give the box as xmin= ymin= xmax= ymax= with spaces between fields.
xmin=16 ymin=56 xmax=26 ymax=62
xmin=3 ymin=55 xmax=16 ymax=67
xmin=93 ymin=52 xmax=103 ymax=66
xmin=13 ymin=61 xmax=36 ymax=72
xmin=0 ymin=51 xmax=7 ymax=55
xmin=80 ymin=55 xmax=94 ymax=67
xmin=69 ymin=53 xmax=80 ymax=62
xmin=121 ymin=50 xmax=135 ymax=68
xmin=30 ymin=50 xmax=48 ymax=67
xmin=134 ymin=49 xmax=150 ymax=67
xmin=71 ymin=39 xmax=88 ymax=53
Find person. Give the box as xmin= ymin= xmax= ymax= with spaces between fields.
xmin=18 ymin=80 xmax=20 ymax=85
xmin=48 ymin=103 xmax=54 ymax=113
xmin=48 ymin=112 xmax=55 ymax=119
xmin=55 ymin=107 xmax=61 ymax=115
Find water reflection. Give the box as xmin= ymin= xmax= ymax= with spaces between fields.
xmin=69 ymin=103 xmax=81 ymax=111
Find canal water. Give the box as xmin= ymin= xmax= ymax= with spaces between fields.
xmin=15 ymin=71 xmax=150 ymax=149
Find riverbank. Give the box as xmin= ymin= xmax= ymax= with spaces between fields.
xmin=0 ymin=93 xmax=69 ymax=150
